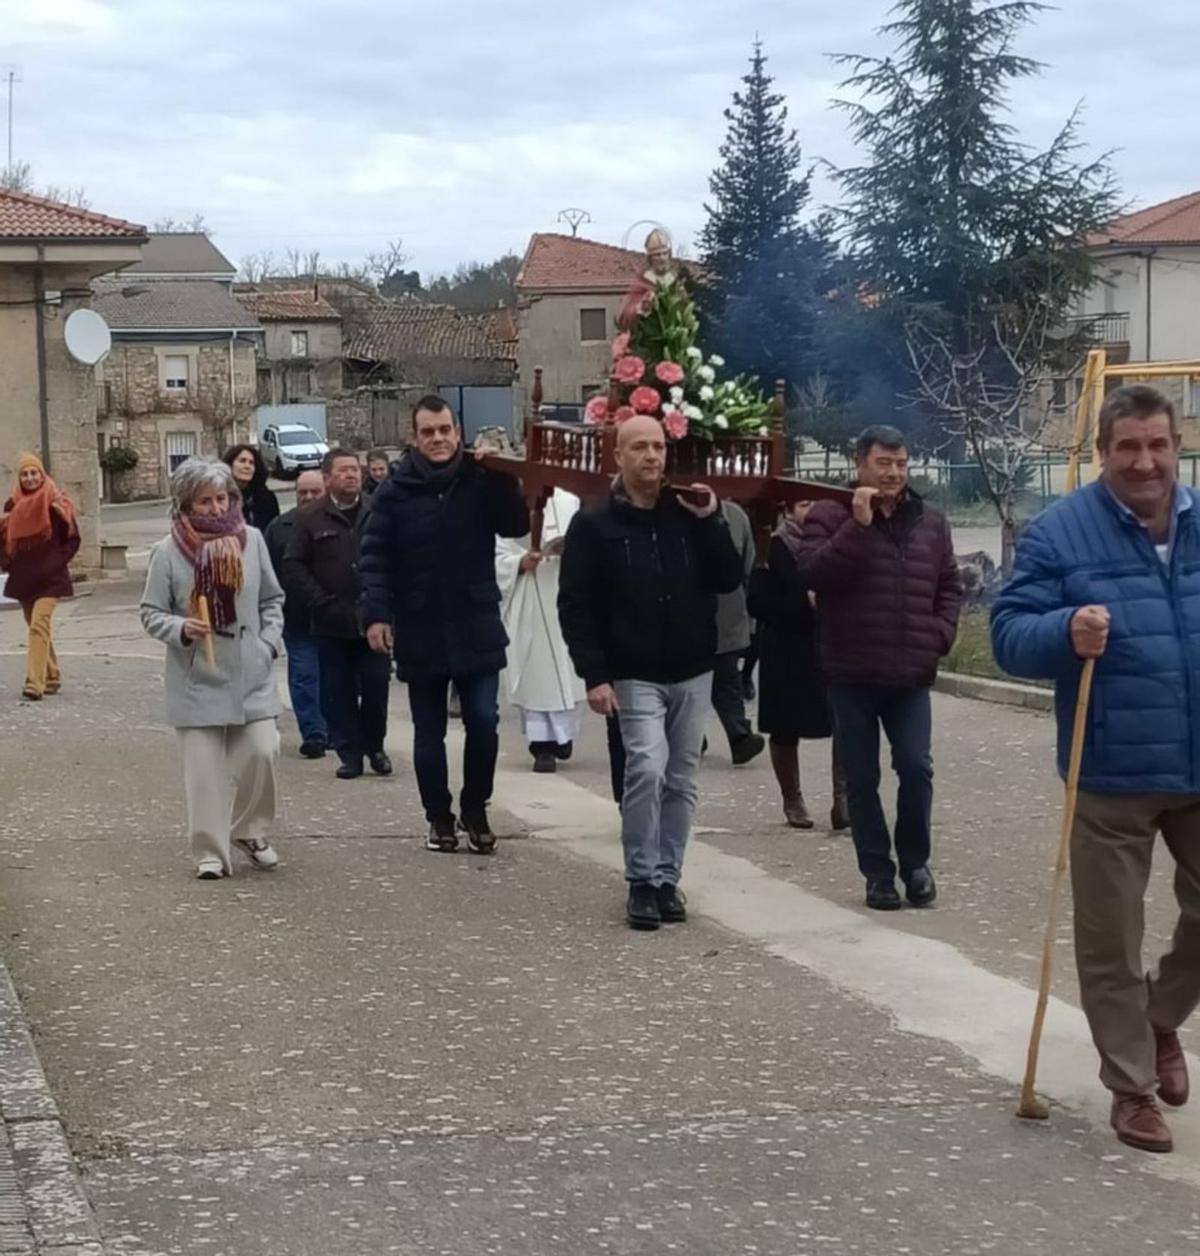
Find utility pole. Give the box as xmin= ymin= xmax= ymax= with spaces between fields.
xmin=4 ymin=68 xmax=16 ymax=175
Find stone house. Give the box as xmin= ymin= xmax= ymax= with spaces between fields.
xmin=0 ymin=189 xmax=146 ymax=569
xmin=92 ymin=279 xmax=261 ymax=500
xmin=514 ymin=234 xmax=644 ymax=418
xmin=235 ymin=288 xmax=344 ymax=405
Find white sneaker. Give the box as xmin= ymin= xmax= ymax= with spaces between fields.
xmin=234 ymin=837 xmax=279 ymax=869
xmin=196 ymin=858 xmax=225 ymax=880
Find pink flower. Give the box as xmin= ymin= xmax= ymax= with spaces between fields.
xmin=629 ymin=386 xmax=662 ymax=415
xmin=655 ymin=360 xmax=684 ymax=386
xmin=613 ymin=405 xmax=635 ymax=424
xmin=614 ymin=355 xmax=646 ymax=385
xmin=610 ymin=332 xmax=631 ymax=361
xmin=662 ymin=411 xmax=689 ymax=440
xmin=584 ymin=394 xmax=610 ymax=425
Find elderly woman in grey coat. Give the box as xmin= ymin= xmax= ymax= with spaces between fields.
xmin=140 ymin=458 xmax=285 ymax=879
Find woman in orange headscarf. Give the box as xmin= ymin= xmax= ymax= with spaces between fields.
xmin=0 ymin=453 xmax=80 ymax=701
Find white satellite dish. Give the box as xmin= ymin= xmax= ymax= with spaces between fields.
xmin=64 ymin=308 xmax=112 ymax=366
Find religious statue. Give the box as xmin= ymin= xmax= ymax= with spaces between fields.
xmin=618 ymin=226 xmax=681 ymax=332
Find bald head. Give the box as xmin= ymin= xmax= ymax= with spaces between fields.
xmin=615 ymin=415 xmax=666 ymax=505
xmin=296 ymin=469 xmax=324 ymax=505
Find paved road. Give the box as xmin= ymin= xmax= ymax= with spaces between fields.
xmin=1 ymin=583 xmax=1199 ymax=1254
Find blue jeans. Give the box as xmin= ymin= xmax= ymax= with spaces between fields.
xmin=828 ymin=684 xmax=933 ymax=883
xmin=614 ymin=673 xmax=711 ymax=886
xmin=283 ymin=631 xmax=327 ymax=744
xmin=406 ymin=672 xmax=500 ymax=823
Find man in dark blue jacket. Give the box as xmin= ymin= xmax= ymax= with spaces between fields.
xmin=992 ymin=384 xmax=1200 ymax=1156
xmin=360 ymin=396 xmax=528 ymax=854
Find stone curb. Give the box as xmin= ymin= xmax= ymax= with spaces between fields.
xmin=936 ymin=670 xmax=1054 ymax=712
xmin=0 ymin=968 xmax=104 ymax=1254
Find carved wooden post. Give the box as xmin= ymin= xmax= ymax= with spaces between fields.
xmin=525 ymin=365 xmax=544 ymax=447
xmin=768 ymin=378 xmax=786 ymax=478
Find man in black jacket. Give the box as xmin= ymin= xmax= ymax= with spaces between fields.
xmin=558 ymin=415 xmax=744 ymax=930
xmin=265 ymin=469 xmax=327 ymax=757
xmin=361 ymin=396 xmax=528 ymax=854
xmin=283 ymin=448 xmax=392 ymax=781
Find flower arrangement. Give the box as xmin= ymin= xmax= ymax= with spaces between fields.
xmin=583 ymin=272 xmax=773 ymax=442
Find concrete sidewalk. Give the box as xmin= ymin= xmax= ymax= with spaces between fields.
xmin=3 ymin=583 xmax=1200 ymax=1254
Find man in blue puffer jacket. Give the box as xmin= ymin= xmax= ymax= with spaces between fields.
xmin=992 ymin=384 xmax=1200 ymax=1157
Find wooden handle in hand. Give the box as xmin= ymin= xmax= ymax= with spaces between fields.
xmin=197 ymin=595 xmax=217 ymax=670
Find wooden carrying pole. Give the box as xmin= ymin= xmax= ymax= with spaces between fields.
xmin=196 ymin=595 xmax=217 ymax=670
xmin=1016 ymin=656 xmax=1096 ymax=1120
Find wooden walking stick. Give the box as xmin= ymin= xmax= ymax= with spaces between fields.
xmin=196 ymin=595 xmax=217 ymax=671
xmin=1017 ymin=656 xmax=1096 ymax=1120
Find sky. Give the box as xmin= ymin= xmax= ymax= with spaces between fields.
xmin=1 ymin=0 xmax=1196 ymax=280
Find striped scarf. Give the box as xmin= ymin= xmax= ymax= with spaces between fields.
xmin=171 ymin=504 xmax=247 ymax=629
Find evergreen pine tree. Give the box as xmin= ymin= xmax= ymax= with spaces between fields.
xmin=698 ymin=42 xmax=831 ymax=398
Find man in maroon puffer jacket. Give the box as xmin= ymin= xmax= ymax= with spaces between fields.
xmin=798 ymin=425 xmax=961 ymax=911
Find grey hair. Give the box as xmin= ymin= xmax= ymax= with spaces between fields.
xmin=170 ymin=457 xmax=241 ymax=517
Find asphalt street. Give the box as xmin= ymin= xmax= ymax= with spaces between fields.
xmin=0 ymin=581 xmax=1197 ymax=1255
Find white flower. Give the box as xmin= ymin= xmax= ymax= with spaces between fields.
xmin=697 ymin=365 xmax=716 ymax=384
xmin=709 ymin=354 xmax=725 ymax=367
xmin=699 ymin=385 xmax=715 ymax=402
xmin=686 ymin=346 xmax=703 ymax=361
xmin=715 ymin=415 xmax=729 ymax=430
xmin=662 ymin=402 xmax=678 ymax=415
xmin=757 ymin=425 xmax=769 ymax=436
xmin=683 ymin=404 xmax=704 ymax=421
xmin=670 ymin=385 xmax=684 ymax=404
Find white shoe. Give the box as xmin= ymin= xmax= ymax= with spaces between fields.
xmin=196 ymin=858 xmax=225 ymax=880
xmin=234 ymin=837 xmax=279 ymax=869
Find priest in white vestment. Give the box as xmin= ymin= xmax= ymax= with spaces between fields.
xmin=496 ymin=489 xmax=587 ymax=773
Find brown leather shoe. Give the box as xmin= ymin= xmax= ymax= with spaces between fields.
xmin=1156 ymin=1030 xmax=1189 ymax=1107
xmin=1110 ymin=1092 xmax=1173 ymax=1153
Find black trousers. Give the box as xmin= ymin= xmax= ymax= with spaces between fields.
xmin=711 ymin=651 xmax=752 ymax=751
xmin=318 ymin=637 xmax=391 ymax=765
xmin=828 ymin=684 xmax=933 ymax=882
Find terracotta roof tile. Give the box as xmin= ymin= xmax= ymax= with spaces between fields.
xmin=346 ymin=300 xmax=515 ymax=366
xmin=515 ymin=233 xmax=645 ymax=292
xmin=1090 ymin=191 xmax=1200 ymax=247
xmin=238 ymin=289 xmax=342 ymax=322
xmin=0 ymin=188 xmax=147 ymax=241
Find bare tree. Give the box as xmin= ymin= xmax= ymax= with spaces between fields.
xmin=153 ymin=213 xmax=210 ymax=234
xmin=239 ymin=251 xmax=276 ymax=283
xmin=0 ymin=161 xmax=33 ymax=192
xmin=2 ymin=162 xmax=89 ymax=207
xmin=365 ymin=238 xmax=408 ymax=287
xmin=905 ymin=306 xmax=1082 ymax=572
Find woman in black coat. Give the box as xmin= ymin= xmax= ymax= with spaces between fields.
xmin=222 ymin=444 xmax=280 ymax=532
xmin=748 ymin=502 xmax=847 ymax=831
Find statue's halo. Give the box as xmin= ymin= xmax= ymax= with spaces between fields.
xmin=621 ymin=221 xmax=673 ymax=253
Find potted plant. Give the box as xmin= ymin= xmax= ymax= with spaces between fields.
xmin=99 ymin=443 xmax=140 ymax=503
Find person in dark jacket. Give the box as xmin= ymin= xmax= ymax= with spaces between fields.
xmin=223 ymin=444 xmax=280 ymax=532
xmin=361 ymin=395 xmax=528 ymax=853
xmin=363 ymin=449 xmax=390 ymax=496
xmin=1 ymin=452 xmax=80 ymax=701
xmin=559 ymin=415 xmax=743 ymax=931
xmin=265 ymin=469 xmax=327 ymax=757
xmin=992 ymin=384 xmax=1200 ymax=1157
xmin=284 ymin=449 xmax=390 ymax=780
xmin=748 ymin=502 xmax=844 ymax=831
xmin=798 ymin=425 xmax=960 ymax=912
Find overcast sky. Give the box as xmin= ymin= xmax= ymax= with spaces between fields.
xmin=2 ymin=0 xmax=1195 ymax=279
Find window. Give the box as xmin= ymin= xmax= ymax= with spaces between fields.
xmin=163 ymin=355 xmax=188 ymax=392
xmin=165 ymin=431 xmax=197 ymax=472
xmin=579 ymin=308 xmax=607 ymax=342
xmin=290 ymin=330 xmax=309 ymax=357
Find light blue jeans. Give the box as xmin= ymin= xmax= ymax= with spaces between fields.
xmin=614 ymin=673 xmax=711 ymax=887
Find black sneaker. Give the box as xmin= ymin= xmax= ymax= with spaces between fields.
xmin=425 ymin=817 xmax=459 ymax=853
xmin=904 ymin=866 xmax=937 ymax=907
xmin=299 ymin=738 xmax=327 ymax=759
xmin=459 ymin=812 xmax=496 ymax=855
xmin=626 ymin=881 xmax=661 ymax=931
xmin=656 ymin=883 xmax=687 ymax=923
xmin=731 ymin=733 xmax=766 ymax=766
xmin=336 ymin=759 xmax=363 ymax=780
xmin=368 ymin=751 xmax=393 ymax=776
xmin=865 ymin=878 xmax=902 ymax=911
